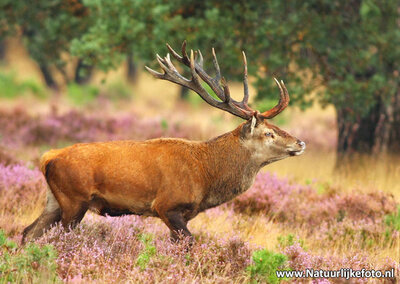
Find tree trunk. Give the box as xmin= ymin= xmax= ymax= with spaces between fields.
xmin=387 ymin=87 xmax=400 ymax=153
xmin=127 ymin=52 xmax=137 ymax=82
xmin=335 ymin=100 xmax=381 ymax=168
xmin=336 ymin=103 xmax=380 ymax=155
xmin=38 ymin=63 xmax=58 ymax=90
xmin=335 ymin=88 xmax=400 ymax=168
xmin=0 ymin=40 xmax=6 ymax=61
xmin=74 ymin=59 xmax=93 ymax=85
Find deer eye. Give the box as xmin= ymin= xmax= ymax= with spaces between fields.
xmin=265 ymin=132 xmax=274 ymax=138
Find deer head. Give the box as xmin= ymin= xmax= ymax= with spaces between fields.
xmin=146 ymin=41 xmax=305 ymax=166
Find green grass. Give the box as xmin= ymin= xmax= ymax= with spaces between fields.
xmin=247 ymin=249 xmax=290 ymax=284
xmin=104 ymin=81 xmax=132 ymax=100
xmin=0 ymin=71 xmax=46 ymax=99
xmin=67 ymin=83 xmax=99 ymax=105
xmin=136 ymin=233 xmax=157 ymax=270
xmin=0 ymin=230 xmax=59 ymax=283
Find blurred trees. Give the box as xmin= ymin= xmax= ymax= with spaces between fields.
xmin=0 ymin=0 xmax=92 ymax=89
xmin=290 ymin=1 xmax=400 ymax=156
xmin=0 ymin=0 xmax=399 ymax=156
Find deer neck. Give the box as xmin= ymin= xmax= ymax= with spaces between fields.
xmin=200 ymin=126 xmax=260 ymax=209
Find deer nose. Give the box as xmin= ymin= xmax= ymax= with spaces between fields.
xmin=297 ymin=140 xmax=306 ymax=148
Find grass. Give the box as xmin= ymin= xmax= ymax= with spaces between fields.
xmin=0 ymin=71 xmax=46 ymax=99
xmin=266 ymin=150 xmax=400 ymax=200
xmin=247 ymin=249 xmax=289 ymax=283
xmin=0 ymin=230 xmax=59 ymax=283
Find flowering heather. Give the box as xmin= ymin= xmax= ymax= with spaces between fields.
xmin=0 ymin=146 xmax=20 ymax=165
xmin=0 ymin=107 xmax=199 ymax=147
xmin=36 ymin=214 xmax=251 ymax=283
xmin=231 ymin=172 xmax=398 ymax=245
xmin=0 ymin=163 xmax=398 ymax=282
xmin=283 ymin=242 xmax=398 ymax=283
xmin=0 ymin=163 xmax=46 ymax=234
xmin=233 ymin=172 xmax=396 ymax=225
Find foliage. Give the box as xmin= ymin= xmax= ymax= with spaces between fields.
xmin=104 ymin=81 xmax=132 ymax=100
xmin=384 ymin=206 xmax=400 ymax=245
xmin=385 ymin=206 xmax=400 ymax=231
xmin=278 ymin=234 xmax=306 ymax=250
xmin=0 ymin=71 xmax=45 ymax=98
xmin=136 ymin=233 xmax=157 ymax=270
xmin=0 ymin=0 xmax=92 ymax=85
xmin=67 ymin=82 xmax=99 ymax=105
xmin=0 ymin=230 xmax=59 ymax=283
xmin=247 ymin=249 xmax=289 ymax=284
xmin=63 ymin=0 xmax=399 ymax=113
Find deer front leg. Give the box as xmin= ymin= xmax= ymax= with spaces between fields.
xmin=164 ymin=210 xmax=192 ymax=242
xmin=154 ymin=201 xmax=194 ymax=243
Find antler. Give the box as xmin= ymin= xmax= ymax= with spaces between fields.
xmin=145 ymin=41 xmax=290 ymax=120
xmin=258 ymin=78 xmax=290 ymax=119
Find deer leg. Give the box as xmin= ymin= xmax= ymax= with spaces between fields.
xmin=60 ymin=201 xmax=88 ymax=230
xmin=54 ymin=192 xmax=88 ymax=230
xmin=165 ymin=210 xmax=193 ymax=242
xmin=156 ymin=207 xmax=193 ymax=243
xmin=22 ymin=189 xmax=62 ymax=243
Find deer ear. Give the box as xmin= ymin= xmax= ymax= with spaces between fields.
xmin=241 ymin=114 xmax=261 ymax=138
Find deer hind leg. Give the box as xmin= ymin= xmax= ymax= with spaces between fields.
xmin=22 ymin=189 xmax=62 ymax=244
xmin=56 ymin=193 xmax=88 ymax=230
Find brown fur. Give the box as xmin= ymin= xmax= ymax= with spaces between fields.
xmin=22 ymin=119 xmax=304 ymax=243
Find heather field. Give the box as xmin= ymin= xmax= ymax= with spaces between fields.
xmin=0 ymin=85 xmax=399 ymax=284
xmin=0 ymin=41 xmax=399 ymax=284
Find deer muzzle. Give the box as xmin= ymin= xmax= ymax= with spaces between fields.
xmin=288 ymin=140 xmax=306 ymax=156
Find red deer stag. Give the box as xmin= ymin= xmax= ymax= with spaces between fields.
xmin=23 ymin=41 xmax=305 ymax=243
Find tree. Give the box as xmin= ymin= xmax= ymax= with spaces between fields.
xmin=58 ymin=0 xmax=400 ymax=156
xmin=290 ymin=0 xmax=400 ymax=155
xmin=0 ymin=0 xmax=93 ymax=88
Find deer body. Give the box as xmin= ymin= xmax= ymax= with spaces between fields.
xmin=39 ymin=125 xmax=257 ymax=218
xmin=23 ymin=42 xmax=305 ymax=243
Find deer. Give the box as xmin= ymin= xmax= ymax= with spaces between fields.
xmin=22 ymin=41 xmax=305 ymax=244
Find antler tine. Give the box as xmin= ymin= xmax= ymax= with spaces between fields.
xmin=197 ymin=50 xmax=204 ymax=68
xmin=166 ymin=43 xmax=182 ymax=62
xmin=211 ymin=48 xmax=222 ymax=83
xmin=189 ymin=50 xmax=201 ymax=86
xmin=229 ymin=51 xmax=253 ymax=112
xmin=242 ymin=51 xmax=249 ymax=105
xmin=220 ymin=77 xmax=231 ymax=103
xmin=259 ymin=78 xmax=290 ymax=119
xmin=181 ymin=40 xmax=190 ymax=65
xmin=164 ymin=53 xmax=177 ymax=71
xmin=155 ymin=54 xmax=170 ymax=74
xmin=144 ymin=65 xmax=164 ymax=78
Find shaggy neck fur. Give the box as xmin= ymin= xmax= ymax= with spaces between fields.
xmin=199 ymin=125 xmax=260 ymax=209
